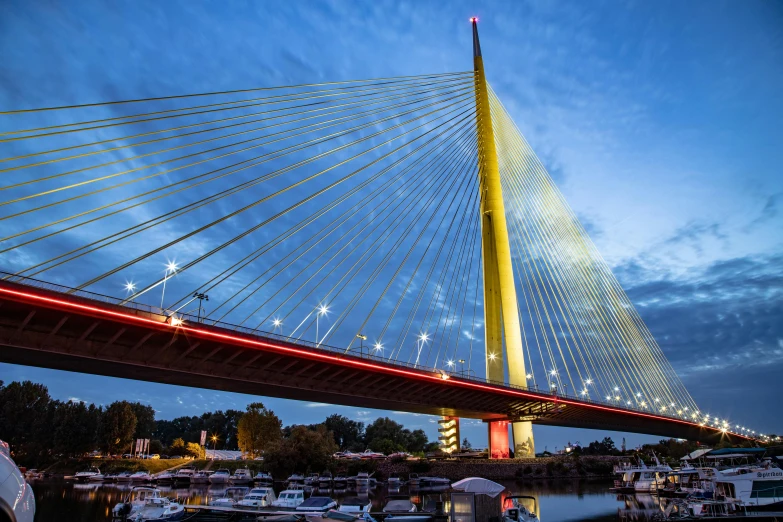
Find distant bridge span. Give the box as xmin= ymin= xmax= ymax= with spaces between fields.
xmin=0 ymin=278 xmax=746 ymax=446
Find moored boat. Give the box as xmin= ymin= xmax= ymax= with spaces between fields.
xmin=610 ymin=455 xmax=671 ymax=493
xmin=190 ymin=471 xmax=210 ymax=485
xmin=236 ymin=486 xmax=277 ymax=508
xmin=209 ymin=469 xmax=231 ymax=484
xmin=112 ymin=486 xmax=163 ymax=519
xmin=230 ymin=468 xmax=254 ymax=485
xmin=130 ymin=470 xmax=153 ymax=482
xmin=209 ymin=486 xmax=250 ymax=508
xmin=271 ymin=488 xmax=306 ymax=509
xmin=130 ymin=497 xmax=185 ymax=520
xmin=74 ymin=467 xmax=101 ymax=482
xmin=305 ymin=473 xmax=320 ymax=486
xmin=295 ymin=496 xmax=338 ymax=512
xmin=502 ymin=495 xmax=540 ymax=522
xmin=255 ymin=471 xmax=274 ymax=486
xmin=318 ymin=471 xmax=333 ymax=488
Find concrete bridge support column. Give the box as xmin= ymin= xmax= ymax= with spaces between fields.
xmin=438 ymin=416 xmax=460 ymax=453
xmin=487 ymin=420 xmax=510 ymax=459
xmin=512 ymin=422 xmax=535 ymax=458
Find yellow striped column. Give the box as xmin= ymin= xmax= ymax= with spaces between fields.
xmin=471 ymin=18 xmax=534 ymax=458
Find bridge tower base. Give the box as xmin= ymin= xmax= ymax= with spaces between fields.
xmin=487 ymin=420 xmax=510 ymax=459
xmin=438 ymin=416 xmax=460 ymax=453
xmin=512 ymin=421 xmax=535 ymax=458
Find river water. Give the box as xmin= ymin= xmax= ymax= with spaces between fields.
xmin=31 ymin=479 xmax=661 ymax=521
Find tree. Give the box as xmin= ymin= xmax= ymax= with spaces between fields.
xmin=53 ymin=401 xmax=101 ymax=457
xmin=0 ymin=381 xmax=56 ymax=464
xmin=129 ymin=403 xmax=156 ymax=439
xmin=264 ymin=424 xmax=338 ymax=476
xmin=169 ymin=438 xmax=186 ymax=457
xmin=405 ymin=429 xmax=429 ymax=453
xmin=186 ymin=442 xmax=204 ymax=459
xmin=237 ymin=402 xmax=282 ymax=457
xmin=149 ymin=439 xmax=164 ymax=455
xmin=101 ymin=401 xmax=137 ymax=454
xmin=323 ymin=414 xmax=364 ymax=450
xmin=365 ymin=417 xmax=407 ymax=453
xmin=462 ymin=437 xmax=472 ymax=450
xmin=584 ymin=437 xmax=618 ymax=455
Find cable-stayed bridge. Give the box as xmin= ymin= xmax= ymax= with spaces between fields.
xmin=0 ymin=22 xmax=756 ymax=456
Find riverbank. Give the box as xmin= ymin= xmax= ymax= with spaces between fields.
xmin=43 ymin=455 xmax=621 ymax=481
xmin=43 ymin=458 xmax=190 ymax=476
xmin=378 ymin=455 xmax=620 ymax=480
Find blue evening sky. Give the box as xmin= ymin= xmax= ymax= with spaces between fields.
xmin=1 ymin=0 xmax=781 ymax=449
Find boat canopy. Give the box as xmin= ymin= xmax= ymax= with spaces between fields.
xmin=451 ymin=477 xmax=505 ymax=498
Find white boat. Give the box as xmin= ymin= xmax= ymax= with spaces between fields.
xmin=295 ymin=496 xmax=338 ymax=512
xmin=338 ymin=496 xmax=372 ymax=513
xmin=271 ymin=488 xmax=305 ymax=508
xmin=318 ymin=471 xmax=332 ymax=488
xmin=130 ymin=470 xmax=153 ymax=482
xmin=130 ymin=496 xmax=185 ymax=520
xmin=88 ymin=472 xmax=106 ymax=482
xmin=112 ymin=486 xmax=164 ymax=519
xmin=255 ymin=471 xmax=274 ymax=485
xmin=333 ymin=474 xmax=349 ymax=488
xmin=236 ymin=487 xmax=277 ymax=508
xmin=287 ymin=472 xmax=305 ymax=484
xmin=413 ymin=476 xmax=450 ymax=489
xmin=154 ymin=471 xmax=177 ymax=484
xmin=659 ymin=465 xmax=714 ymax=497
xmin=502 ymin=495 xmax=540 ymax=522
xmin=612 ymin=455 xmax=671 ymax=493
xmin=116 ymin=472 xmax=134 ymax=482
xmin=209 ymin=469 xmax=231 ymax=484
xmin=387 ymin=474 xmax=402 ymax=487
xmin=305 ymin=473 xmax=320 ymax=486
xmin=74 ymin=467 xmax=101 ymax=482
xmin=712 ymin=462 xmax=783 ymax=510
xmin=174 ymin=467 xmax=195 ymax=484
xmin=384 ymin=497 xmax=418 ymax=513
xmin=354 ymin=471 xmax=370 ymax=489
xmin=230 ymin=468 xmax=254 ymax=484
xmin=190 ymin=471 xmax=210 ymax=484
xmin=209 ymin=486 xmax=250 ymax=508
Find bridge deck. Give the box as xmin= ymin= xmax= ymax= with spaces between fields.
xmin=0 ymin=279 xmax=746 ymax=445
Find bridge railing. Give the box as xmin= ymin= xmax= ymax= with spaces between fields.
xmin=0 ymin=270 xmax=704 ymax=427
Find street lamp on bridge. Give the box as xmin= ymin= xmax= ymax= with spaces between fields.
xmin=160 ymin=260 xmax=178 ymax=309
xmin=193 ymin=292 xmax=208 ymax=322
xmin=315 ymin=304 xmax=329 ymax=346
xmin=414 ymin=333 xmax=429 ymax=368
xmin=355 ymin=333 xmax=367 ymax=357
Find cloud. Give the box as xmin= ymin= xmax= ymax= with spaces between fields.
xmin=616 ymin=252 xmax=783 ymax=423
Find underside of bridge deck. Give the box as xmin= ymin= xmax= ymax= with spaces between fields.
xmin=0 ymin=280 xmax=749 ymax=446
